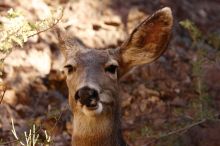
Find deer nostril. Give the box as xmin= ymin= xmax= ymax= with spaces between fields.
xmin=75 ymin=87 xmax=99 ymax=107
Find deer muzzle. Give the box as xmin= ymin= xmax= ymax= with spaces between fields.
xmin=75 ymin=86 xmax=99 ymax=110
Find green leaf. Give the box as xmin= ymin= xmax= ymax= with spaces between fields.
xmin=11 ymin=36 xmax=24 ymax=47
xmin=179 ymin=19 xmax=202 ymax=43
xmin=7 ymin=8 xmax=21 ymax=18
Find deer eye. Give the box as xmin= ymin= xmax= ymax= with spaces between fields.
xmin=64 ymin=64 xmax=76 ymax=74
xmin=105 ymin=65 xmax=118 ymax=74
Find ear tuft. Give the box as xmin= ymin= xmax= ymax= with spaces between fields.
xmin=155 ymin=7 xmax=173 ymax=27
xmin=160 ymin=7 xmax=172 ymax=17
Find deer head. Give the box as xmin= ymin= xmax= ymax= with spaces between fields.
xmin=57 ymin=7 xmax=173 ymax=146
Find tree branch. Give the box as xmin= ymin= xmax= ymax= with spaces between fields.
xmin=156 ymin=119 xmax=207 ymax=139
xmin=27 ymin=8 xmax=64 ymax=38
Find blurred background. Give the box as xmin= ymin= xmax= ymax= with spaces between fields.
xmin=0 ymin=0 xmax=220 ymax=146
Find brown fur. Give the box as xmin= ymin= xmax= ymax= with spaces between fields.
xmin=56 ymin=7 xmax=173 ymax=146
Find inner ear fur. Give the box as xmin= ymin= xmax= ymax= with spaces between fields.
xmin=119 ymin=7 xmax=173 ymax=75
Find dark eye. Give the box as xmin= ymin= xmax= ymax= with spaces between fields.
xmin=64 ymin=64 xmax=76 ymax=74
xmin=105 ymin=65 xmax=118 ymax=74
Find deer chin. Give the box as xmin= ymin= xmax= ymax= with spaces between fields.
xmin=82 ymin=102 xmax=103 ymax=116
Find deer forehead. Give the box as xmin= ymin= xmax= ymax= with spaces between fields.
xmin=76 ymin=49 xmax=108 ymax=66
xmin=66 ymin=48 xmax=118 ymax=67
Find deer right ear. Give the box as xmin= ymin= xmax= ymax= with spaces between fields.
xmin=55 ymin=26 xmax=68 ymax=58
xmin=55 ymin=26 xmax=86 ymax=60
xmin=119 ymin=7 xmax=173 ymax=76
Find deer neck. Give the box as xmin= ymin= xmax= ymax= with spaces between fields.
xmin=72 ymin=102 xmax=126 ymax=146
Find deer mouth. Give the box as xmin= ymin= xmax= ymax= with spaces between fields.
xmin=79 ymin=93 xmax=113 ymax=115
xmin=82 ymin=98 xmax=99 ymax=110
xmin=85 ymin=101 xmax=99 ymax=110
xmin=82 ymin=102 xmax=103 ymax=116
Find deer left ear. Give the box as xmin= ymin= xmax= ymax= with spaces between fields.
xmin=119 ymin=7 xmax=173 ymax=76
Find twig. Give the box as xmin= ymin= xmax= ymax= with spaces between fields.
xmin=156 ymin=119 xmax=207 ymax=139
xmin=144 ymin=119 xmax=208 ymax=145
xmin=0 ymin=139 xmax=20 ymax=145
xmin=0 ymin=88 xmax=6 ymax=104
xmin=43 ymin=103 xmax=69 ymax=146
xmin=49 ymin=103 xmax=69 ymax=137
xmin=1 ymin=105 xmax=67 ymax=146
xmin=0 ymin=25 xmax=24 ymax=44
xmin=11 ymin=118 xmax=25 ymax=146
xmin=27 ymin=8 xmax=64 ymax=38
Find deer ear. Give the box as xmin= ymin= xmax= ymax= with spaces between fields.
xmin=55 ymin=26 xmax=68 ymax=58
xmin=119 ymin=7 xmax=173 ymax=75
xmin=55 ymin=26 xmax=86 ymax=60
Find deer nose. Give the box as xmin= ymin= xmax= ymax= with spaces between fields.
xmin=75 ymin=86 xmax=99 ymax=107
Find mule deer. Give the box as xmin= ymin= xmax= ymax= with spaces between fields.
xmin=57 ymin=7 xmax=173 ymax=146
